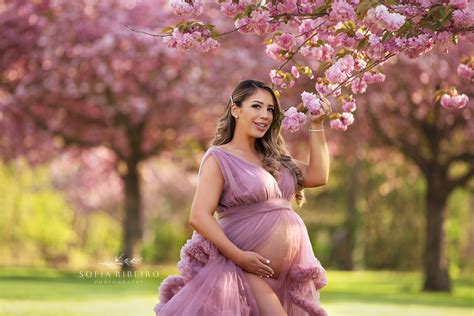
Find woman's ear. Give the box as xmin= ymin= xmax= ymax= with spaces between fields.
xmin=231 ymin=104 xmax=239 ymax=117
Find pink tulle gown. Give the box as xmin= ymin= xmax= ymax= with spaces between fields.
xmin=154 ymin=146 xmax=328 ymax=316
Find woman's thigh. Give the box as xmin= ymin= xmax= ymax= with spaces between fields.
xmin=244 ymin=272 xmax=287 ymax=316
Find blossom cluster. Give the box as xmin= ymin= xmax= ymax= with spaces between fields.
xmin=301 ymin=91 xmax=323 ymax=115
xmin=330 ymin=112 xmax=355 ymax=131
xmin=169 ymin=0 xmax=205 ymax=17
xmin=364 ymin=5 xmax=406 ymax=33
xmin=457 ymin=62 xmax=474 ymax=81
xmin=234 ymin=9 xmax=278 ymax=35
xmin=281 ymin=106 xmax=307 ymax=132
xmin=325 ymin=55 xmax=355 ymax=85
xmin=161 ymin=0 xmax=473 ymax=131
xmin=440 ymin=93 xmax=469 ymax=110
xmin=163 ymin=26 xmax=219 ymax=53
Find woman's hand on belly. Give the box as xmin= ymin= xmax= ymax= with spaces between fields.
xmin=235 ymin=250 xmax=275 ymax=278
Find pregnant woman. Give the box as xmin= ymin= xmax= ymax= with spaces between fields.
xmin=154 ymin=79 xmax=332 ymax=316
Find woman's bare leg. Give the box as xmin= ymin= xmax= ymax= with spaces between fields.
xmin=244 ymin=272 xmax=287 ymax=316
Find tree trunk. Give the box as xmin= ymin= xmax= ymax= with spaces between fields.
xmin=340 ymin=162 xmax=358 ymax=270
xmin=121 ymin=159 xmax=143 ymax=272
xmin=423 ymin=175 xmax=451 ymax=291
xmin=330 ymin=161 xmax=358 ymax=270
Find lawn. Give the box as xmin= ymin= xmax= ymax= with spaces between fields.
xmin=0 ymin=266 xmax=472 ymax=316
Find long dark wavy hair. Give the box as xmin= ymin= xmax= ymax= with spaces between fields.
xmin=209 ymin=79 xmax=306 ymax=208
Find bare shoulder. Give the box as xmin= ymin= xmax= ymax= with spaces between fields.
xmin=189 ymin=150 xmax=225 ymax=221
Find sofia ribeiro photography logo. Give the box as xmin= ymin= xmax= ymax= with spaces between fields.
xmin=78 ymin=254 xmax=159 ymax=285
xmin=99 ymin=253 xmax=142 ymax=268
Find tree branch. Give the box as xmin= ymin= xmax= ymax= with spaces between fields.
xmin=447 ymin=152 xmax=474 ymax=165
xmin=448 ymin=165 xmax=474 ymax=192
xmin=365 ymin=103 xmax=430 ymax=175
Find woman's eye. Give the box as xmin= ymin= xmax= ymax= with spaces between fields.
xmin=253 ymin=104 xmax=274 ymax=113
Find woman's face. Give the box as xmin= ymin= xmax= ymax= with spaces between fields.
xmin=232 ymin=88 xmax=275 ymax=137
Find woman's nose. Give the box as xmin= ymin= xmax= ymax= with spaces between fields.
xmin=260 ymin=109 xmax=271 ymax=119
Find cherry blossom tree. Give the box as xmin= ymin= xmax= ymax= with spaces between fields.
xmin=361 ymin=44 xmax=473 ymax=291
xmin=0 ymin=0 xmax=278 ymax=270
xmin=281 ymin=38 xmax=473 ymax=289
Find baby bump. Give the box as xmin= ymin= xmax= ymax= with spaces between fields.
xmin=218 ymin=207 xmax=305 ymax=278
xmin=252 ymin=211 xmax=303 ymax=280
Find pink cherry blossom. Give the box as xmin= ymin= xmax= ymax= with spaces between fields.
xmin=246 ymin=9 xmax=276 ymax=35
xmin=275 ymin=33 xmax=296 ymax=50
xmin=330 ymin=112 xmax=354 ymax=131
xmin=329 ymin=0 xmax=355 ymax=22
xmin=281 ymin=106 xmax=307 ymax=132
xmin=449 ymin=0 xmax=468 ymax=10
xmin=300 ymin=44 xmax=334 ymax=62
xmin=452 ymin=9 xmax=474 ymax=29
xmin=325 ymin=55 xmax=355 ymax=84
xmin=301 ymin=91 xmax=322 ymax=115
xmin=341 ymin=96 xmax=357 ymax=112
xmin=354 ymin=58 xmax=367 ymax=71
xmin=265 ymin=42 xmax=287 ymax=62
xmin=197 ymin=37 xmax=220 ymax=52
xmin=280 ymin=79 xmax=296 ymax=89
xmin=341 ymin=112 xmax=355 ymax=125
xmin=298 ymin=19 xmax=320 ymax=39
xmin=296 ymin=0 xmax=315 ymax=14
xmin=269 ymin=69 xmax=285 ymax=86
xmin=219 ymin=0 xmax=248 ymax=17
xmin=266 ymin=0 xmax=299 ymax=16
xmin=363 ymin=71 xmax=386 ymax=84
xmin=431 ymin=30 xmax=452 ymax=54
xmin=351 ymin=77 xmax=367 ymax=94
xmin=396 ymin=34 xmax=434 ymax=59
xmin=367 ymin=42 xmax=386 ymax=60
xmin=383 ymin=12 xmax=406 ymax=32
xmin=368 ymin=34 xmax=381 ymax=45
xmin=330 ymin=119 xmax=346 ymax=131
xmin=291 ymin=65 xmax=300 ymax=79
xmin=330 ymin=32 xmax=358 ymax=49
xmin=162 ymin=28 xmax=220 ymax=53
xmin=315 ymin=79 xmax=341 ymax=97
xmin=163 ymin=29 xmax=196 ymax=51
xmin=457 ymin=63 xmax=474 ymax=81
xmin=415 ymin=0 xmax=431 ymax=7
xmin=234 ymin=9 xmax=278 ymax=35
xmin=365 ymin=5 xmax=406 ymax=33
xmin=169 ymin=0 xmax=205 ymax=17
xmin=440 ymin=94 xmax=469 ymax=109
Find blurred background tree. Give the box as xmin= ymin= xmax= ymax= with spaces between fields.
xmin=0 ymin=0 xmax=278 ymax=271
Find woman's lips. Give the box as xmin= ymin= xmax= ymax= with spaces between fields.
xmin=254 ymin=122 xmax=268 ymax=131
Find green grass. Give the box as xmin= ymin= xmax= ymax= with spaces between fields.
xmin=322 ymin=270 xmax=474 ymax=316
xmin=0 ymin=266 xmax=473 ymax=316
